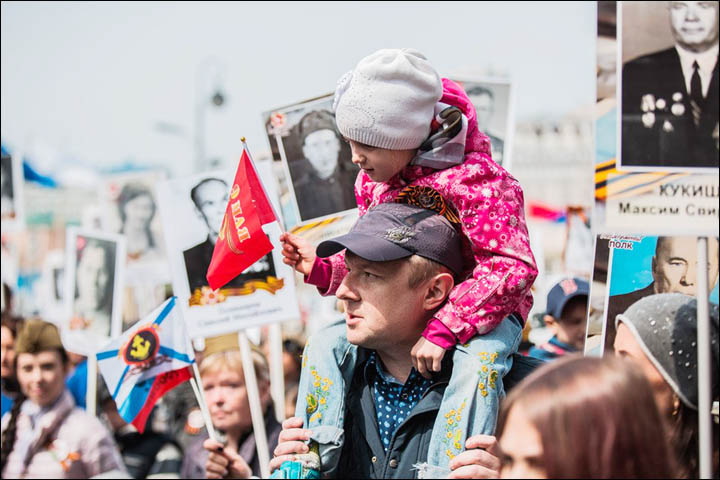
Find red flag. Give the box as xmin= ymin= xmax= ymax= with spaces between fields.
xmin=206 ymin=149 xmax=277 ymax=290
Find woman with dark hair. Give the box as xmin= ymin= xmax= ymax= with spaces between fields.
xmin=0 ymin=319 xmax=125 ymax=478
xmin=614 ymin=293 xmax=720 ymax=478
xmin=72 ymin=236 xmax=116 ymax=339
xmin=495 ymin=355 xmax=676 ymax=479
xmin=117 ymin=183 xmax=160 ymax=261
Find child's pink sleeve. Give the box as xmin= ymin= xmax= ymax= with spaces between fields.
xmin=304 ymin=252 xmax=348 ymax=296
xmin=422 ymin=163 xmax=538 ymax=346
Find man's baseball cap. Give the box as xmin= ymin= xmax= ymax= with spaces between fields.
xmin=545 ymin=277 xmax=590 ymax=319
xmin=316 ymin=202 xmax=465 ymax=276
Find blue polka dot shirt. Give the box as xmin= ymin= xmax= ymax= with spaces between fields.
xmin=367 ymin=351 xmax=433 ymax=452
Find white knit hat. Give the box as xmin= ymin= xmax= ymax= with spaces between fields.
xmin=333 ymin=48 xmax=442 ymax=150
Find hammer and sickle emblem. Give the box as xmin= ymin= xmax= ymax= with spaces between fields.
xmin=130 ymin=335 xmax=151 ymax=360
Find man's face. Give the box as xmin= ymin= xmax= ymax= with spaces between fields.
xmin=202 ymin=368 xmax=255 ymax=434
xmin=336 ymin=253 xmax=428 ymax=352
xmin=302 ymin=129 xmax=341 ymax=180
xmin=194 ymin=180 xmax=228 ymax=240
xmin=652 ymin=237 xmax=720 ymax=295
xmin=123 ymin=193 xmax=155 ymax=230
xmin=669 ymin=1 xmax=720 ymax=52
xmin=76 ymin=244 xmax=109 ymax=309
xmin=469 ymin=93 xmax=494 ymax=131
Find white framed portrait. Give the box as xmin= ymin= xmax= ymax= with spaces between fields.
xmin=1 ymin=151 xmax=25 ymax=231
xmin=156 ymin=162 xmax=299 ymax=339
xmin=265 ymin=95 xmax=359 ymax=226
xmin=617 ymin=1 xmax=719 ymax=172
xmin=99 ymin=170 xmax=171 ymax=284
xmin=451 ymin=77 xmax=515 ymax=171
xmin=62 ymin=228 xmax=126 ymax=355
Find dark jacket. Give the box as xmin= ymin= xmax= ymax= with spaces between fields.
xmin=604 ymin=282 xmax=656 ymax=350
xmin=183 ymin=237 xmax=276 ymax=294
xmin=180 ymin=408 xmax=282 ymax=479
xmin=335 ymin=350 xmax=542 ymax=479
xmin=621 ymin=47 xmax=719 ymax=169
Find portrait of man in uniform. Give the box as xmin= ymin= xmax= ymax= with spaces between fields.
xmin=183 ymin=177 xmax=276 ymax=295
xmin=621 ymin=1 xmax=719 ymax=169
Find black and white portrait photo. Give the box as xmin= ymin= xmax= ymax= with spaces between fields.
xmin=619 ymin=1 xmax=719 ymax=170
xmin=102 ymin=172 xmax=167 ymax=264
xmin=181 ymin=176 xmax=276 ymax=295
xmin=63 ymin=229 xmax=125 ymax=354
xmin=453 ymin=78 xmax=514 ymax=169
xmin=269 ymin=96 xmax=358 ymax=224
xmin=157 ymin=166 xmax=299 ymax=339
xmin=1 ymin=153 xmax=24 ymax=229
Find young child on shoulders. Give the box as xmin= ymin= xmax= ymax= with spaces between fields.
xmin=279 ymin=48 xmax=537 ymax=477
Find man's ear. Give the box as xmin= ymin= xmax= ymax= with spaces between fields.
xmin=423 ymin=272 xmax=455 ymax=311
xmin=544 ymin=315 xmax=558 ymax=335
xmin=651 ymin=255 xmax=661 ymax=293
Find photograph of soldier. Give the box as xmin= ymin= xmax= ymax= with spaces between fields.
xmin=620 ymin=1 xmax=719 ymax=169
xmin=182 ymin=176 xmax=276 ymax=295
xmin=453 ymin=78 xmax=513 ymax=168
xmin=271 ymin=97 xmax=358 ymax=223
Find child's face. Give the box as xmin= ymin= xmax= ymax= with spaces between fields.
xmin=553 ymin=297 xmax=588 ymax=350
xmin=346 ymin=139 xmax=416 ymax=183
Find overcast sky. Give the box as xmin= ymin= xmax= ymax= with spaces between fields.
xmin=1 ymin=1 xmax=596 ymax=175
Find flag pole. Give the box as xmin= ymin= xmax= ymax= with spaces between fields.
xmin=86 ymin=354 xmax=98 ymax=416
xmin=241 ymin=137 xmax=287 ymax=232
xmin=241 ymin=136 xmax=288 ymax=423
xmin=190 ymin=363 xmax=220 ymax=443
xmin=238 ymin=330 xmax=271 ymax=479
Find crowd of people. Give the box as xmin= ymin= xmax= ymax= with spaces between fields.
xmin=1 ymin=45 xmax=719 ymax=480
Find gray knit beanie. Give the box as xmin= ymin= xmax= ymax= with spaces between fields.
xmin=333 ymin=48 xmax=443 ymax=150
xmin=616 ymin=293 xmax=720 ymax=410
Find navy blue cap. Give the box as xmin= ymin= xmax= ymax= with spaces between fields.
xmin=546 ymin=277 xmax=590 ymax=319
xmin=316 ymin=202 xmax=465 ymax=275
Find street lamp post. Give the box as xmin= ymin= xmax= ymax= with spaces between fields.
xmin=194 ymin=57 xmax=226 ymax=173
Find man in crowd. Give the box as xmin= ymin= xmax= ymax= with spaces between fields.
xmin=621 ymin=0 xmax=719 ymax=168
xmin=202 ymin=203 xmax=539 ymax=479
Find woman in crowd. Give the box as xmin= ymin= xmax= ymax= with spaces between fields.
xmin=495 ymin=355 xmax=676 ymax=478
xmin=1 ymin=313 xmax=22 ymax=416
xmin=181 ymin=333 xmax=282 ymax=479
xmin=0 ymin=319 xmax=126 ymax=478
xmin=614 ymin=293 xmax=720 ymax=478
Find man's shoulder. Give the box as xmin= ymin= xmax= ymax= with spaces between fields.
xmin=625 ymin=47 xmax=678 ymax=71
xmin=609 ymin=283 xmax=656 ymax=316
xmin=183 ymin=238 xmax=210 ymax=259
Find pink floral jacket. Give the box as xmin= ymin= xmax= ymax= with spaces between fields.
xmin=307 ymin=78 xmax=537 ymax=347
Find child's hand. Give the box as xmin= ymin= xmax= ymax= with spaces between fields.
xmin=279 ymin=232 xmax=316 ymax=276
xmin=411 ymin=337 xmax=447 ymax=379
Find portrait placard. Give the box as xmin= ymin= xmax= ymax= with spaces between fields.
xmin=264 ymin=95 xmax=359 ymax=225
xmin=156 ymin=162 xmax=299 ymax=339
xmin=40 ymin=249 xmax=66 ymax=323
xmin=586 ymin=234 xmax=720 ymax=355
xmin=617 ymin=1 xmax=719 ymax=172
xmin=1 ymin=152 xmax=25 ymax=231
xmin=451 ymin=77 xmax=514 ymax=170
xmin=62 ymin=228 xmax=126 ymax=355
